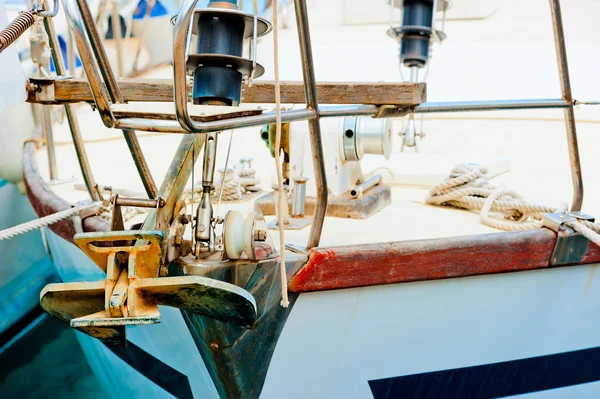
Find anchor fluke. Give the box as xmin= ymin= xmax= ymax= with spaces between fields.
xmin=40 ymin=230 xmax=257 ymax=345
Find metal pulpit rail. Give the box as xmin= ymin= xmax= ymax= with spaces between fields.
xmin=56 ymin=0 xmax=585 ymax=249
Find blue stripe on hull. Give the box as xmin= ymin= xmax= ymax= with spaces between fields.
xmin=369 ymin=346 xmax=600 ymax=398
xmin=106 ymin=341 xmax=194 ymax=399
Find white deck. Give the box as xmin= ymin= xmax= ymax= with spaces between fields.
xmin=35 ymin=0 xmax=600 ymax=247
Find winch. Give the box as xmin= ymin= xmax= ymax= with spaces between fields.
xmin=256 ymin=116 xmax=393 ymax=225
xmin=387 ymin=0 xmax=449 ymax=150
xmin=187 ymin=0 xmax=270 ymax=106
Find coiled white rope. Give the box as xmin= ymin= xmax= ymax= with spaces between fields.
xmin=217 ymin=179 xmax=243 ymax=201
xmin=427 ymin=164 xmax=559 ymax=231
xmin=238 ymin=168 xmax=261 ymax=191
xmin=567 ymin=220 xmax=600 ymax=247
xmin=0 ymin=207 xmax=79 ymax=241
xmin=427 ymin=164 xmax=600 ymax=246
xmin=273 ymin=0 xmax=289 ymax=308
xmin=182 ymin=161 xmax=262 ymax=204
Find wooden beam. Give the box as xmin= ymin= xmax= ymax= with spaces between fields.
xmin=288 ymin=229 xmax=600 ymax=292
xmin=26 ymin=78 xmax=426 ymax=106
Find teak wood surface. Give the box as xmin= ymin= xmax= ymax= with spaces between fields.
xmin=27 ymin=78 xmax=426 ymax=106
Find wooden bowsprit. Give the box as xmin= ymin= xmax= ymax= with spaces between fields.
xmin=40 ymin=230 xmax=257 ymax=345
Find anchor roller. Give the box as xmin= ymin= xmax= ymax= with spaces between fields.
xmin=186 ymin=0 xmax=272 ymax=106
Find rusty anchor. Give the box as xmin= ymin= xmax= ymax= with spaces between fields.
xmin=41 ymin=230 xmax=257 ymax=345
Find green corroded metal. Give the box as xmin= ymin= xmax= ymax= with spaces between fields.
xmin=136 ymin=276 xmax=257 ymax=328
xmin=173 ymin=253 xmax=307 ymax=398
xmin=143 ymin=134 xmax=205 ymax=231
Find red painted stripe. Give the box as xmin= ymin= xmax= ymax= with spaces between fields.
xmin=288 ymin=229 xmax=600 ymax=292
xmin=23 ymin=129 xmax=110 ymax=243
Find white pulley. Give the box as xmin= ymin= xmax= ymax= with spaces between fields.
xmin=223 ymin=211 xmax=261 ymax=260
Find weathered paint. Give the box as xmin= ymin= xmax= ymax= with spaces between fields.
xmin=289 ymin=229 xmax=600 ymax=292
xmin=177 ymin=254 xmax=307 ymax=398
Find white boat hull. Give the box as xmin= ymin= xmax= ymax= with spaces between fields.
xmin=43 ymin=229 xmax=600 ymax=398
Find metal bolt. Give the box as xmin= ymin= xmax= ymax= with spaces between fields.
xmin=254 ymin=229 xmax=267 ymax=242
xmin=198 ymin=224 xmax=206 ymax=232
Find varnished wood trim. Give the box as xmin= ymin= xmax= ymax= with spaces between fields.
xmin=27 ymin=78 xmax=426 ymax=106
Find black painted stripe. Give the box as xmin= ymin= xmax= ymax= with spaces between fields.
xmin=369 ymin=346 xmax=600 ymax=399
xmin=107 ymin=341 xmax=194 ymax=399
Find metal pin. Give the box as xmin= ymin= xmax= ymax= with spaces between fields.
xmin=351 ymin=174 xmax=382 ymax=199
xmin=292 ymin=177 xmax=309 ymax=218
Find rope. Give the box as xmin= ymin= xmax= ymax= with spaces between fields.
xmin=217 ymin=131 xmax=235 ymax=213
xmin=428 ymin=164 xmax=600 ymax=247
xmin=0 ymin=207 xmax=79 ymax=241
xmin=568 ymin=221 xmax=600 ymax=247
xmin=426 ymin=164 xmax=558 ymax=231
xmin=238 ymin=168 xmax=261 ymax=191
xmin=273 ymin=0 xmax=289 ymax=308
xmin=217 ymin=179 xmax=243 ymax=201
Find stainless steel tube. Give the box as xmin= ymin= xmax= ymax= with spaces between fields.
xmin=67 ymin=31 xmax=76 ymax=77
xmin=172 ymin=0 xmax=201 ymax=133
xmin=65 ymin=0 xmax=158 ymax=198
xmin=39 ymin=0 xmax=59 ymax=17
xmin=43 ymin=0 xmax=100 ymax=200
xmin=123 ymin=135 xmax=158 ymax=198
xmin=549 ymin=0 xmax=583 ymax=211
xmin=202 ymin=133 xmax=218 ymax=187
xmin=415 ymin=99 xmax=570 ymax=113
xmin=115 ymin=197 xmax=164 ymax=208
xmin=110 ymin=0 xmax=124 ymax=77
xmin=319 ymin=105 xmax=379 ymax=118
xmin=294 ymin=0 xmax=327 ymax=249
xmin=117 ymin=108 xmax=317 ymax=133
xmin=41 ymin=106 xmax=58 ymax=181
xmin=62 ymin=0 xmax=115 ymax=127
xmin=292 ymin=177 xmax=308 ymax=217
xmin=350 ymin=174 xmax=382 ymax=199
xmin=74 ymin=0 xmax=123 ymax=103
xmin=117 ymin=99 xmax=578 ymax=135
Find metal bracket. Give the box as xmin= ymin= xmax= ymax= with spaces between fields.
xmin=28 ymin=77 xmax=61 ymax=103
xmin=373 ymin=105 xmax=411 ymax=119
xmin=543 ymin=212 xmax=595 ymax=266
